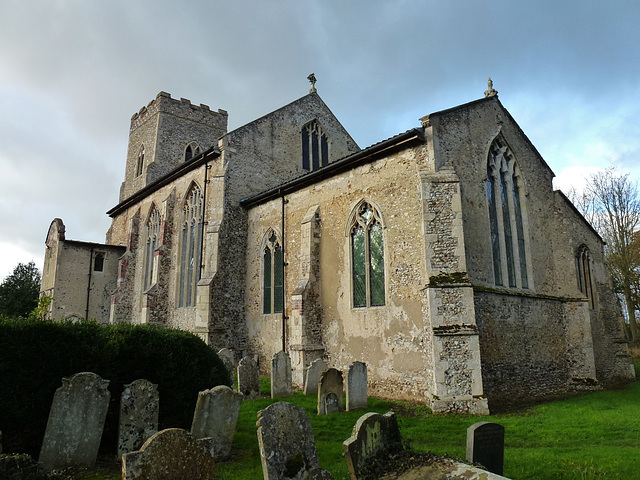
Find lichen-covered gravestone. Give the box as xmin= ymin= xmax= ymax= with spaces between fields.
xmin=346 ymin=361 xmax=367 ymax=411
xmin=39 ymin=372 xmax=111 ymax=472
xmin=303 ymin=358 xmax=327 ymax=395
xmin=271 ymin=351 xmax=293 ymax=398
xmin=191 ymin=385 xmax=243 ymax=460
xmin=117 ymin=379 xmax=159 ymax=458
xmin=256 ymin=402 xmax=334 ymax=480
xmin=122 ymin=428 xmax=215 ymax=480
xmin=237 ymin=355 xmax=260 ymax=397
xmin=317 ymin=368 xmax=343 ymax=415
xmin=217 ymin=348 xmax=236 ymax=386
xmin=343 ymin=411 xmax=402 ymax=480
xmin=466 ymin=421 xmax=505 ymax=476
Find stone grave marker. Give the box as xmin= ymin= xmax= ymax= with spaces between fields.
xmin=466 ymin=421 xmax=505 ymax=476
xmin=346 ymin=361 xmax=367 ymax=411
xmin=271 ymin=351 xmax=293 ymax=398
xmin=317 ymin=368 xmax=343 ymax=415
xmin=237 ymin=355 xmax=260 ymax=397
xmin=304 ymin=358 xmax=327 ymax=395
xmin=217 ymin=348 xmax=235 ymax=386
xmin=118 ymin=379 xmax=159 ymax=458
xmin=122 ymin=428 xmax=215 ymax=480
xmin=191 ymin=385 xmax=243 ymax=460
xmin=343 ymin=411 xmax=402 ymax=480
xmin=39 ymin=372 xmax=111 ymax=472
xmin=256 ymin=402 xmax=334 ymax=480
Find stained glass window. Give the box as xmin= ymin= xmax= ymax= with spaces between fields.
xmin=350 ymin=201 xmax=385 ymax=308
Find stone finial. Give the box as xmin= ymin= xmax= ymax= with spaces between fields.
xmin=308 ymin=73 xmax=317 ymax=93
xmin=484 ymin=77 xmax=498 ymax=97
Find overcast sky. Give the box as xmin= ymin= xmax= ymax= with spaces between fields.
xmin=1 ymin=0 xmax=639 ymax=280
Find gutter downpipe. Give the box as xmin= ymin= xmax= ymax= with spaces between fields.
xmin=85 ymin=246 xmax=94 ymax=321
xmin=281 ymin=189 xmax=288 ymax=352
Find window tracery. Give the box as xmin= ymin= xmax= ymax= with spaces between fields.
xmin=302 ymin=120 xmax=329 ymax=171
xmin=576 ymin=244 xmax=596 ymax=309
xmin=144 ymin=206 xmax=160 ymax=290
xmin=184 ymin=142 xmax=201 ymax=162
xmin=263 ymin=229 xmax=283 ymax=314
xmin=179 ymin=185 xmax=203 ymax=307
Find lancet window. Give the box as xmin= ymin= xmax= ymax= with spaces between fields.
xmin=302 ymin=120 xmax=329 ymax=171
xmin=136 ymin=145 xmax=145 ymax=177
xmin=179 ymin=185 xmax=203 ymax=307
xmin=349 ymin=201 xmax=385 ymax=307
xmin=144 ymin=206 xmax=160 ymax=290
xmin=263 ymin=230 xmax=284 ymax=314
xmin=576 ymin=245 xmax=596 ymax=309
xmin=486 ymin=136 xmax=530 ymax=288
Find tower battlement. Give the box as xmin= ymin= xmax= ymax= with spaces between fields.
xmin=130 ymin=91 xmax=228 ymax=132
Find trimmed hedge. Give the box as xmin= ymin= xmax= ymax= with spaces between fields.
xmin=0 ymin=318 xmax=230 ymax=455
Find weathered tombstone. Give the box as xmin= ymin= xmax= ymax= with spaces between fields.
xmin=237 ymin=355 xmax=260 ymax=397
xmin=39 ymin=372 xmax=111 ymax=472
xmin=304 ymin=358 xmax=328 ymax=395
xmin=271 ymin=351 xmax=293 ymax=398
xmin=317 ymin=368 xmax=343 ymax=415
xmin=343 ymin=411 xmax=402 ymax=480
xmin=256 ymin=402 xmax=334 ymax=480
xmin=118 ymin=379 xmax=159 ymax=458
xmin=122 ymin=428 xmax=216 ymax=480
xmin=346 ymin=361 xmax=367 ymax=411
xmin=466 ymin=421 xmax=505 ymax=476
xmin=217 ymin=348 xmax=235 ymax=386
xmin=191 ymin=385 xmax=243 ymax=460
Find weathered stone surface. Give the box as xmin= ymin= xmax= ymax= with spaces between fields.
xmin=346 ymin=362 xmax=367 ymax=411
xmin=343 ymin=411 xmax=402 ymax=480
xmin=318 ymin=368 xmax=343 ymax=415
xmin=39 ymin=372 xmax=110 ymax=471
xmin=217 ymin=348 xmax=235 ymax=385
xmin=271 ymin=351 xmax=293 ymax=398
xmin=122 ymin=428 xmax=215 ymax=480
xmin=118 ymin=379 xmax=159 ymax=458
xmin=237 ymin=355 xmax=260 ymax=397
xmin=257 ymin=402 xmax=334 ymax=480
xmin=191 ymin=385 xmax=243 ymax=460
xmin=466 ymin=421 xmax=505 ymax=476
xmin=304 ymin=358 xmax=327 ymax=395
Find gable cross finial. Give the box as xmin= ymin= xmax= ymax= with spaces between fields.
xmin=484 ymin=77 xmax=498 ymax=98
xmin=307 ymin=73 xmax=317 ymax=93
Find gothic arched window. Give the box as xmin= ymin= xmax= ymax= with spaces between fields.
xmin=263 ymin=229 xmax=284 ymax=314
xmin=576 ymin=244 xmax=596 ymax=309
xmin=349 ymin=201 xmax=385 ymax=308
xmin=144 ymin=205 xmax=160 ymax=290
xmin=179 ymin=185 xmax=203 ymax=307
xmin=184 ymin=142 xmax=201 ymax=162
xmin=136 ymin=145 xmax=145 ymax=177
xmin=486 ymin=136 xmax=529 ymax=289
xmin=302 ymin=120 xmax=329 ymax=171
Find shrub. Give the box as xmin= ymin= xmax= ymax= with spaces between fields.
xmin=0 ymin=318 xmax=229 ymax=455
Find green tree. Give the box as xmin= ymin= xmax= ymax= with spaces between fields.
xmin=0 ymin=261 xmax=41 ymax=318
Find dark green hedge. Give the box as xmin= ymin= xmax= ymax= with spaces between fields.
xmin=0 ymin=318 xmax=230 ymax=455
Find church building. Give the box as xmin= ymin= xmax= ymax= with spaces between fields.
xmin=41 ymin=79 xmax=635 ymax=413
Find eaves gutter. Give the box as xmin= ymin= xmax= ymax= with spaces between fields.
xmin=240 ymin=127 xmax=425 ymax=208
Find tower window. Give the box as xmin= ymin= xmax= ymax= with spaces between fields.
xmin=185 ymin=142 xmax=201 ymax=162
xmin=302 ymin=120 xmax=329 ymax=171
xmin=136 ymin=146 xmax=145 ymax=177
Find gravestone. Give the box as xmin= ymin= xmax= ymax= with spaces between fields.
xmin=118 ymin=379 xmax=159 ymax=458
xmin=122 ymin=428 xmax=215 ymax=480
xmin=191 ymin=385 xmax=243 ymax=460
xmin=346 ymin=361 xmax=367 ymax=411
xmin=304 ymin=358 xmax=327 ymax=395
xmin=256 ymin=402 xmax=334 ymax=480
xmin=343 ymin=411 xmax=402 ymax=480
xmin=466 ymin=421 xmax=505 ymax=476
xmin=39 ymin=372 xmax=111 ymax=471
xmin=217 ymin=348 xmax=235 ymax=386
xmin=271 ymin=351 xmax=293 ymax=398
xmin=317 ymin=368 xmax=343 ymax=415
xmin=237 ymin=355 xmax=260 ymax=397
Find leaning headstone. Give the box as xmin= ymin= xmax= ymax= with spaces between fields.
xmin=304 ymin=358 xmax=328 ymax=395
xmin=271 ymin=351 xmax=293 ymax=398
xmin=466 ymin=421 xmax=505 ymax=476
xmin=39 ymin=372 xmax=111 ymax=471
xmin=122 ymin=428 xmax=216 ymax=480
xmin=237 ymin=356 xmax=260 ymax=397
xmin=118 ymin=379 xmax=159 ymax=458
xmin=318 ymin=368 xmax=343 ymax=415
xmin=346 ymin=361 xmax=367 ymax=411
xmin=343 ymin=411 xmax=402 ymax=480
xmin=191 ymin=385 xmax=243 ymax=460
xmin=217 ymin=348 xmax=235 ymax=386
xmin=256 ymin=402 xmax=334 ymax=480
